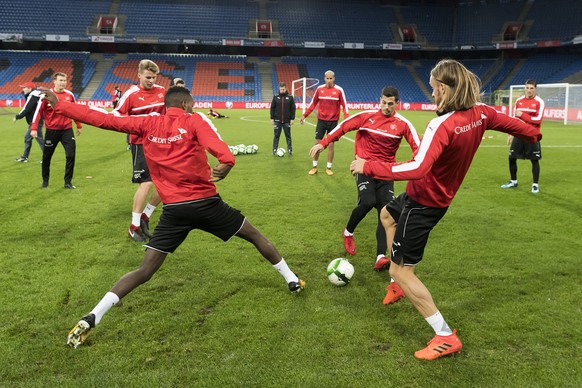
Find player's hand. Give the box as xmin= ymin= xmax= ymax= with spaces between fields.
xmin=76 ymin=127 xmax=82 ymax=136
xmin=507 ymin=135 xmax=513 ymax=145
xmin=299 ymin=116 xmax=305 ymax=125
xmin=31 ymin=130 xmax=38 ymax=139
xmin=210 ymin=163 xmax=233 ymax=182
xmin=37 ymin=87 xmax=58 ymax=107
xmin=350 ymin=155 xmax=366 ymax=176
xmin=514 ymin=109 xmax=523 ymax=118
xmin=309 ymin=144 xmax=324 ymax=158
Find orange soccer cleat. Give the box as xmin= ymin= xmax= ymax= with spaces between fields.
xmin=414 ymin=329 xmax=462 ymax=360
xmin=383 ymin=282 xmax=405 ymax=305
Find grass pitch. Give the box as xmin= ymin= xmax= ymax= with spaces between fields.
xmin=1 ymin=108 xmax=581 ymax=387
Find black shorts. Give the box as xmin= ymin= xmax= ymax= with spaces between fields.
xmin=356 ymin=173 xmax=394 ymax=208
xmin=130 ymin=144 xmax=152 ymax=183
xmin=145 ymin=195 xmax=245 ymax=254
xmin=315 ymin=120 xmax=338 ymax=140
xmin=509 ymin=137 xmax=542 ymax=160
xmin=386 ymin=193 xmax=448 ymax=266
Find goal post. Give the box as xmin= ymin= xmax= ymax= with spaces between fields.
xmin=292 ymin=77 xmax=319 ymax=115
xmin=508 ymin=83 xmax=582 ymax=125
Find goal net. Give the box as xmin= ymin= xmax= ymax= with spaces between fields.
xmin=509 ymin=83 xmax=582 ymax=125
xmin=292 ymin=77 xmax=319 ymax=115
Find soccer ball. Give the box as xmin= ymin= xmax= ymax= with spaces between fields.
xmin=231 ymin=146 xmax=239 ymax=156
xmin=276 ymin=148 xmax=286 ymax=157
xmin=327 ymin=258 xmax=354 ymax=286
xmin=237 ymin=144 xmax=247 ymax=154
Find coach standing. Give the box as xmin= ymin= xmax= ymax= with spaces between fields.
xmin=13 ymin=82 xmax=44 ymax=163
xmin=31 ymin=72 xmax=82 ymax=189
xmin=270 ymin=82 xmax=296 ymax=155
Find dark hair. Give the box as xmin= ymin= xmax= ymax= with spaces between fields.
xmin=164 ymin=85 xmax=192 ymax=107
xmin=279 ymin=82 xmax=286 ymax=87
xmin=381 ymin=86 xmax=399 ymax=102
xmin=525 ymin=79 xmax=537 ymax=87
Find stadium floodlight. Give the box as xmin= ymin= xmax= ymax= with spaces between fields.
xmin=292 ymin=77 xmax=319 ymax=115
xmin=509 ymin=83 xmax=582 ymax=125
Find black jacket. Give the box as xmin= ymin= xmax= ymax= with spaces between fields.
xmin=270 ymin=92 xmax=296 ymax=123
xmin=15 ymin=89 xmax=42 ymax=125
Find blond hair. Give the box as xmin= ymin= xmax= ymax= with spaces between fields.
xmin=138 ymin=59 xmax=159 ymax=74
xmin=430 ymin=59 xmax=481 ymax=113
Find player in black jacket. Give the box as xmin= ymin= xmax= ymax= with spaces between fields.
xmin=13 ymin=82 xmax=44 ymax=162
xmin=270 ymin=82 xmax=296 ymax=155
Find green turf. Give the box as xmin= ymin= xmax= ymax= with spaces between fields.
xmin=1 ymin=108 xmax=580 ymax=387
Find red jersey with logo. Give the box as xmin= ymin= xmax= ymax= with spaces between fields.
xmin=31 ymin=89 xmax=81 ymax=131
xmin=515 ymin=95 xmax=544 ymax=129
xmin=115 ymin=84 xmax=166 ymax=144
xmin=304 ymin=84 xmax=349 ymax=121
xmin=54 ymin=103 xmax=235 ymax=204
xmin=363 ymin=104 xmax=542 ymax=208
xmin=319 ymin=110 xmax=420 ymax=163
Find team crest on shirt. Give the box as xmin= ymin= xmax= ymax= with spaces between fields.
xmin=158 ymin=93 xmax=164 ymax=98
xmin=390 ymin=124 xmax=397 ymax=130
xmin=178 ymin=127 xmax=187 ymax=134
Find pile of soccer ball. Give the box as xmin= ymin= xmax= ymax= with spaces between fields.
xmin=327 ymin=258 xmax=355 ymax=286
xmin=229 ymin=144 xmax=259 ymax=156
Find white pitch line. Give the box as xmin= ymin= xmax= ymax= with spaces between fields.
xmin=239 ymin=117 xmax=581 ymax=147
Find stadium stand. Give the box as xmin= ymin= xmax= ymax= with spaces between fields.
xmin=1 ymin=1 xmax=582 ymax=104
xmin=0 ymin=51 xmax=95 ymax=99
xmin=526 ymin=0 xmax=582 ymax=42
xmin=502 ymin=54 xmax=582 ymax=88
xmin=0 ymin=0 xmax=111 ymax=35
xmin=455 ymin=2 xmax=524 ymax=46
xmin=91 ymin=53 xmax=260 ymax=102
xmin=267 ymin=0 xmax=397 ymax=46
xmin=399 ymin=5 xmax=455 ymax=46
xmin=120 ymin=0 xmax=257 ymax=39
xmin=277 ymin=57 xmax=427 ymax=103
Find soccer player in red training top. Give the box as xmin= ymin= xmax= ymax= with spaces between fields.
xmin=115 ymin=59 xmax=165 ymax=242
xmin=38 ymin=86 xmax=306 ymax=348
xmin=300 ymin=70 xmax=349 ymax=176
xmin=500 ymin=79 xmax=544 ymax=194
xmin=350 ymin=59 xmax=542 ymax=360
xmin=31 ymin=72 xmax=82 ymax=189
xmin=310 ymin=86 xmax=420 ymax=273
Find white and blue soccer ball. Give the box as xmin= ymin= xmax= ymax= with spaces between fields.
xmin=237 ymin=144 xmax=246 ymax=154
xmin=276 ymin=147 xmax=286 ymax=157
xmin=327 ymin=258 xmax=354 ymax=286
xmin=231 ymin=146 xmax=239 ymax=156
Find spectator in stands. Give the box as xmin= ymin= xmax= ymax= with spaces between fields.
xmin=300 ymin=70 xmax=349 ymax=176
xmin=501 ymin=79 xmax=544 ymax=194
xmin=115 ymin=59 xmax=165 ymax=242
xmin=171 ymin=78 xmax=185 ymax=87
xmin=13 ymin=82 xmax=44 ymax=163
xmin=207 ymin=108 xmax=228 ymax=119
xmin=31 ymin=73 xmax=82 ymax=189
xmin=310 ymin=86 xmax=420 ymax=272
xmin=111 ymin=86 xmax=122 ymax=109
xmin=350 ymin=59 xmax=542 ymax=360
xmin=270 ymin=82 xmax=296 ymax=155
